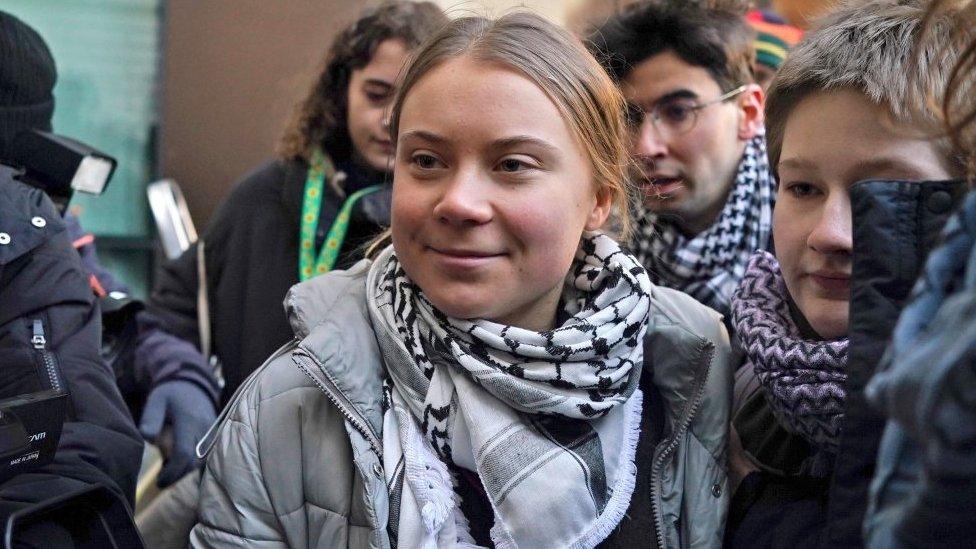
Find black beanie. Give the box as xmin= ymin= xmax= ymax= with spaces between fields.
xmin=0 ymin=11 xmax=56 ymax=161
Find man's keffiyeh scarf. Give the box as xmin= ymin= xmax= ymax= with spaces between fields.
xmin=632 ymin=136 xmax=774 ymax=318
xmin=732 ymin=251 xmax=848 ymax=460
xmin=365 ymin=233 xmax=651 ymax=549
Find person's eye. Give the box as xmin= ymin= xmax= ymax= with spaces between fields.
xmin=410 ymin=153 xmax=443 ymax=170
xmin=657 ymin=102 xmax=694 ymax=125
xmin=496 ymin=157 xmax=537 ymax=173
xmin=786 ymin=182 xmax=819 ymax=198
xmin=365 ymin=88 xmax=392 ymax=103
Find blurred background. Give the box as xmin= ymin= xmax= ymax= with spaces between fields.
xmin=3 ymin=0 xmax=832 ymax=297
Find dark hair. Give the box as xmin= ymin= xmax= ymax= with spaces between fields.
xmin=585 ymin=0 xmax=755 ymax=91
xmin=277 ymin=1 xmax=447 ymax=163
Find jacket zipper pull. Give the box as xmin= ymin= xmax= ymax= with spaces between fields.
xmin=31 ymin=319 xmax=46 ymax=350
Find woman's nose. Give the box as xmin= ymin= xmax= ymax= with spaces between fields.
xmin=432 ymin=168 xmax=492 ymax=226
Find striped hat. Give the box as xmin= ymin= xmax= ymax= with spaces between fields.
xmin=747 ymin=9 xmax=803 ymax=71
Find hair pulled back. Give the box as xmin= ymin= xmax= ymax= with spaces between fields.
xmin=389 ymin=11 xmax=636 ymax=238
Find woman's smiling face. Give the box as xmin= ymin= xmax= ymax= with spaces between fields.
xmin=391 ymin=56 xmax=611 ymax=332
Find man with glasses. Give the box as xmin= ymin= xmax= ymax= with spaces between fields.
xmin=588 ymin=1 xmax=772 ymax=321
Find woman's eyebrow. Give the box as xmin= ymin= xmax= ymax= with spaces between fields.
xmin=399 ymin=129 xmax=448 ymax=145
xmin=489 ymin=135 xmax=559 ymax=153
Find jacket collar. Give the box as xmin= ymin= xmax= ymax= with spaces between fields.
xmin=285 ymin=260 xmax=386 ymax=442
xmin=0 ymin=166 xmax=66 ymax=266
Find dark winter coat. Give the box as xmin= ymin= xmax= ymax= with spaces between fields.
xmin=144 ymin=157 xmax=391 ymax=405
xmin=0 ymin=168 xmax=143 ymax=517
xmin=864 ymin=187 xmax=976 ymax=548
xmin=822 ymin=179 xmax=964 ymax=548
xmin=726 ymin=179 xmax=965 ymax=548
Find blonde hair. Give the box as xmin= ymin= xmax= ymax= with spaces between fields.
xmin=388 ymin=11 xmax=636 ymax=239
xmin=765 ymin=0 xmax=969 ymax=178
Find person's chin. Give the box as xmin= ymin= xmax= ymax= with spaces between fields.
xmin=424 ymin=286 xmax=493 ymax=320
xmin=641 ymin=196 xmax=688 ymax=218
xmin=363 ymin=153 xmax=393 ymax=174
xmin=805 ymin=298 xmax=849 ymax=340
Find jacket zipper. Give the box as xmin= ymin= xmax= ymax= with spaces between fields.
xmin=196 ymin=339 xmax=298 ymax=459
xmin=32 ymin=319 xmax=62 ymax=392
xmin=293 ymin=348 xmax=383 ymax=456
xmin=649 ymin=338 xmax=715 ymax=549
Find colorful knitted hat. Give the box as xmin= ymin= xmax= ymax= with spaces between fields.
xmin=746 ymin=9 xmax=803 ymax=71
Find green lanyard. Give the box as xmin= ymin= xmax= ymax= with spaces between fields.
xmin=298 ymin=149 xmax=384 ymax=281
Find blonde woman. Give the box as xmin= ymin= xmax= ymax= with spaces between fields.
xmin=191 ymin=13 xmax=730 ymax=549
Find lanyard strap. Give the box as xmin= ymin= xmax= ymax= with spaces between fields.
xmin=299 ymin=149 xmax=384 ymax=281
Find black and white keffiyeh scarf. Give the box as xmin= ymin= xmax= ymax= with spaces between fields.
xmin=632 ymin=136 xmax=774 ymax=318
xmin=732 ymin=251 xmax=848 ymax=458
xmin=366 ymin=233 xmax=651 ymax=549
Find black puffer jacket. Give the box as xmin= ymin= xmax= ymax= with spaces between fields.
xmin=0 ymin=169 xmax=143 ymax=517
xmin=726 ymin=179 xmax=965 ymax=548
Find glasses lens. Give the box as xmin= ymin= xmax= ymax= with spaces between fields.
xmin=653 ymin=99 xmax=698 ymax=135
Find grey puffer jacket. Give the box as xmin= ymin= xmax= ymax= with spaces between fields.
xmin=190 ymin=258 xmax=731 ymax=548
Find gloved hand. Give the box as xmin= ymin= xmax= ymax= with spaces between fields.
xmin=139 ymin=380 xmax=216 ymax=488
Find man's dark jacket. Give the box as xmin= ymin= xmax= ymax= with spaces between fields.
xmin=145 ymin=158 xmax=391 ymax=405
xmin=726 ymin=179 xmax=965 ymax=548
xmin=0 ymin=169 xmax=143 ymax=516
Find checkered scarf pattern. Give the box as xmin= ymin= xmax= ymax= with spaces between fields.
xmin=367 ymin=233 xmax=650 ymax=548
xmin=632 ymin=136 xmax=774 ymax=318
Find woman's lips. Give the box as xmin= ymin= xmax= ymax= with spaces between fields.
xmin=427 ymin=246 xmax=505 ymax=269
xmin=373 ymin=138 xmax=394 ymax=154
xmin=808 ymin=272 xmax=851 ymax=294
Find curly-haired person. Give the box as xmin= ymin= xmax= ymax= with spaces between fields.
xmin=134 ymin=3 xmax=447 ymax=545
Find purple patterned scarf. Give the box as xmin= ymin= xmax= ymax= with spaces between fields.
xmin=732 ymin=251 xmax=848 ymax=453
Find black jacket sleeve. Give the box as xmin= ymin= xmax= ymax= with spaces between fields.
xmin=0 ymin=176 xmax=143 ymax=516
xmin=144 ymin=242 xmax=204 ymax=348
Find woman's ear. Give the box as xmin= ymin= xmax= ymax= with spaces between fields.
xmin=737 ymin=83 xmax=765 ymax=140
xmin=585 ymin=185 xmax=613 ymax=230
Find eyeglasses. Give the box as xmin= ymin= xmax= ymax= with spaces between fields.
xmin=625 ymin=85 xmax=748 ymax=136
